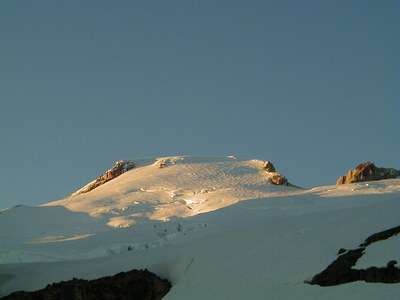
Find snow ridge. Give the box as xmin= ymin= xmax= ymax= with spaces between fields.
xmin=1 ymin=156 xmax=399 ymax=299
xmin=49 ymin=156 xmax=298 ymax=228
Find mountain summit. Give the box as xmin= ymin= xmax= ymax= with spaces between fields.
xmin=47 ymin=156 xmax=298 ymax=228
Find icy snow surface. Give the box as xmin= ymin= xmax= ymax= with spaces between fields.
xmin=0 ymin=156 xmax=399 ymax=299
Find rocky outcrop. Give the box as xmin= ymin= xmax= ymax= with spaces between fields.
xmin=262 ymin=161 xmax=276 ymax=173
xmin=307 ymin=225 xmax=400 ymax=286
xmin=337 ymin=162 xmax=400 ymax=185
xmin=69 ymin=160 xmax=135 ymax=197
xmin=1 ymin=269 xmax=171 ymax=300
xmin=262 ymin=161 xmax=290 ymax=186
xmin=269 ymin=173 xmax=289 ymax=186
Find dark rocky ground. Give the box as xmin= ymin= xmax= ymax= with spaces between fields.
xmin=308 ymin=225 xmax=400 ymax=286
xmin=1 ymin=269 xmax=171 ymax=300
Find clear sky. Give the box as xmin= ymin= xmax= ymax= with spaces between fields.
xmin=1 ymin=0 xmax=399 ymax=209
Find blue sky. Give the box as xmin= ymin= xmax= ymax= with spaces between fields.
xmin=1 ymin=0 xmax=399 ymax=209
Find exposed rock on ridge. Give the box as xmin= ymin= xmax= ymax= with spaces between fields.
xmin=262 ymin=161 xmax=290 ymax=186
xmin=69 ymin=160 xmax=135 ymax=197
xmin=262 ymin=161 xmax=276 ymax=172
xmin=1 ymin=269 xmax=171 ymax=300
xmin=337 ymin=162 xmax=400 ymax=185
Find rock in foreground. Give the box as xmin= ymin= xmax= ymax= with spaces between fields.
xmin=337 ymin=162 xmax=400 ymax=185
xmin=1 ymin=269 xmax=171 ymax=300
xmin=308 ymin=226 xmax=400 ymax=286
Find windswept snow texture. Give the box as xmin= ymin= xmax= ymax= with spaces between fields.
xmin=1 ymin=156 xmax=399 ymax=299
xmin=46 ymin=156 xmax=297 ymax=227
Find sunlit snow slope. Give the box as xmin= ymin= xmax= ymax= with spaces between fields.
xmin=1 ymin=156 xmax=399 ymax=299
xmin=45 ymin=156 xmax=297 ymax=227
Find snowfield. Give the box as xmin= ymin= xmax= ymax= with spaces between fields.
xmin=0 ymin=156 xmax=399 ymax=299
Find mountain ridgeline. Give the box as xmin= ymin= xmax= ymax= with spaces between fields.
xmin=1 ymin=156 xmax=399 ymax=300
xmin=68 ymin=157 xmax=292 ymax=198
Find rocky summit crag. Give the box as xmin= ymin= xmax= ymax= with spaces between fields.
xmin=337 ymin=162 xmax=400 ymax=185
xmin=69 ymin=160 xmax=135 ymax=197
xmin=261 ymin=161 xmax=290 ymax=186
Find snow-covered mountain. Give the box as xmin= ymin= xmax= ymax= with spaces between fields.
xmin=0 ymin=156 xmax=399 ymax=299
xmin=47 ymin=156 xmax=296 ymax=228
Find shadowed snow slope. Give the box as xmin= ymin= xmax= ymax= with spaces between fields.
xmin=0 ymin=156 xmax=399 ymax=299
